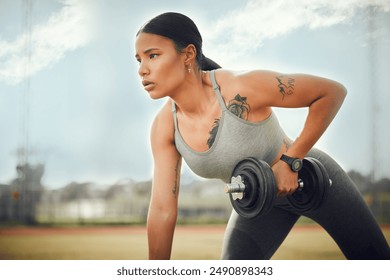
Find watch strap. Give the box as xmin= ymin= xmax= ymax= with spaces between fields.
xmin=280 ymin=154 xmax=302 ymax=172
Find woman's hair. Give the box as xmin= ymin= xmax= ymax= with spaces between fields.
xmin=137 ymin=12 xmax=221 ymax=71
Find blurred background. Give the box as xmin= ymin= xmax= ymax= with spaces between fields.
xmin=0 ymin=0 xmax=389 ymax=259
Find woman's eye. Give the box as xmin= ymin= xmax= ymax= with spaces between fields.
xmin=149 ymin=54 xmax=158 ymax=59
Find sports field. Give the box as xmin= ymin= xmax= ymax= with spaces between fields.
xmin=1 ymin=224 xmax=389 ymax=260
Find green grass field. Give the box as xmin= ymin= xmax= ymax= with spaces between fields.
xmin=0 ymin=225 xmax=389 ymax=260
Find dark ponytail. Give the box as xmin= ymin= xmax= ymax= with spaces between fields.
xmin=137 ymin=12 xmax=221 ymax=71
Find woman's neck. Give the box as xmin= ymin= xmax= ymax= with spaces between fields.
xmin=172 ymin=71 xmax=216 ymax=118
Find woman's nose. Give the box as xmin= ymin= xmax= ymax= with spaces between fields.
xmin=138 ymin=61 xmax=149 ymax=77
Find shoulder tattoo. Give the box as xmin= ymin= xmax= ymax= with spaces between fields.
xmin=276 ymin=75 xmax=295 ymax=99
xmin=227 ymin=94 xmax=251 ymax=119
xmin=207 ymin=94 xmax=250 ymax=148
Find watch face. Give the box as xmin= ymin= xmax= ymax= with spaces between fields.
xmin=292 ymin=159 xmax=303 ymax=171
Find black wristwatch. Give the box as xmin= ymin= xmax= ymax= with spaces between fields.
xmin=280 ymin=154 xmax=303 ymax=172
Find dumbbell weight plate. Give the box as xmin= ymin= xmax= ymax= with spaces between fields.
xmin=311 ymin=157 xmax=330 ymax=209
xmin=229 ymin=158 xmax=276 ymax=218
xmin=287 ymin=157 xmax=329 ymax=212
xmin=258 ymin=159 xmax=277 ymax=214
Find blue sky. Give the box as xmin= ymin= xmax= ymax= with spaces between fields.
xmin=1 ymin=0 xmax=389 ymax=188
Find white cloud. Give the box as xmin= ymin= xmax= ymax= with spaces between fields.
xmin=204 ymin=0 xmax=390 ymax=62
xmin=0 ymin=0 xmax=96 ymax=85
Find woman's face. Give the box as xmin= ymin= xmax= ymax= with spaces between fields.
xmin=135 ymin=32 xmax=187 ymax=99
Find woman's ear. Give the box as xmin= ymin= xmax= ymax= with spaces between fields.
xmin=183 ymin=44 xmax=197 ymax=65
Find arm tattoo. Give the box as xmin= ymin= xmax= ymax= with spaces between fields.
xmin=283 ymin=138 xmax=291 ymax=151
xmin=276 ymin=75 xmax=295 ymax=99
xmin=207 ymin=94 xmax=251 ymax=148
xmin=172 ymin=159 xmax=179 ymax=197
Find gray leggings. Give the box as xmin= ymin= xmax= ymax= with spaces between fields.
xmin=221 ymin=148 xmax=390 ymax=259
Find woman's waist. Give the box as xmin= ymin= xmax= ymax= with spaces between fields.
xmin=177 ymin=136 xmax=287 ymax=182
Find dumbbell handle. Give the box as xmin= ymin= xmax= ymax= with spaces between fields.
xmin=296 ymin=179 xmax=333 ymax=191
xmin=224 ymin=175 xmax=246 ymax=193
xmin=225 ymin=176 xmax=332 ymax=194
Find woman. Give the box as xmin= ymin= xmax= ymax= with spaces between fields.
xmin=134 ymin=12 xmax=390 ymax=260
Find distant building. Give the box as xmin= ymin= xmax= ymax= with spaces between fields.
xmin=0 ymin=163 xmax=44 ymax=224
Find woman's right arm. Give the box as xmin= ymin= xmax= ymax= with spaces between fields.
xmin=147 ymin=102 xmax=182 ymax=260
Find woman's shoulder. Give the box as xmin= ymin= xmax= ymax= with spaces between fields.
xmin=150 ymin=100 xmax=175 ymax=144
xmin=207 ymin=69 xmax=241 ymax=98
xmin=211 ymin=69 xmax=278 ymax=103
xmin=215 ymin=68 xmax=278 ymax=82
xmin=152 ymin=100 xmax=174 ymax=132
xmin=213 ymin=69 xmax=278 ymax=89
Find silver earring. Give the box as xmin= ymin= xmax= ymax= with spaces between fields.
xmin=187 ymin=64 xmax=192 ymax=73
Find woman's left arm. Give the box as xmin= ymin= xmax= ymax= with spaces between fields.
xmin=238 ymin=70 xmax=347 ymax=194
xmin=242 ymin=70 xmax=347 ymax=157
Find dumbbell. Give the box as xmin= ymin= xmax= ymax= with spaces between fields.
xmin=224 ymin=157 xmax=332 ymax=219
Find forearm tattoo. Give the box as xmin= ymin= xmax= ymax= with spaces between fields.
xmin=207 ymin=94 xmax=251 ymax=148
xmin=283 ymin=138 xmax=291 ymax=151
xmin=172 ymin=159 xmax=179 ymax=197
xmin=276 ymin=75 xmax=295 ymax=99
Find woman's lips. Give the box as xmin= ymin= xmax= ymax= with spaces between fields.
xmin=142 ymin=80 xmax=155 ymax=91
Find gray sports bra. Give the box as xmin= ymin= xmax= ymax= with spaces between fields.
xmin=172 ymin=70 xmax=286 ymax=183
